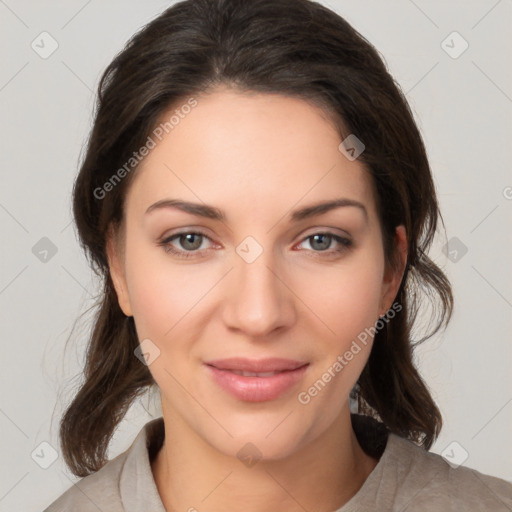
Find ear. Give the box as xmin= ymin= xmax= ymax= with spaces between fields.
xmin=106 ymin=225 xmax=133 ymax=317
xmin=379 ymin=225 xmax=408 ymax=316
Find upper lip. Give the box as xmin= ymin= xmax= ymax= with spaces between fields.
xmin=205 ymin=357 xmax=309 ymax=372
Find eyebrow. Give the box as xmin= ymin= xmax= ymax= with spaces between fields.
xmin=145 ymin=198 xmax=368 ymax=223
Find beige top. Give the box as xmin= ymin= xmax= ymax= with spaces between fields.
xmin=44 ymin=414 xmax=512 ymax=511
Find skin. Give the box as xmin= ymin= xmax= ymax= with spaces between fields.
xmin=107 ymin=86 xmax=407 ymax=512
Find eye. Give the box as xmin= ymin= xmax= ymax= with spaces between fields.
xmin=296 ymin=232 xmax=352 ymax=257
xmin=158 ymin=230 xmax=352 ymax=260
xmin=158 ymin=231 xmax=214 ymax=259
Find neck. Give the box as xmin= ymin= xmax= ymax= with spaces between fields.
xmin=151 ymin=406 xmax=378 ymax=512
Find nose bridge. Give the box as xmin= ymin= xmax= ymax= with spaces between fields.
xmin=224 ymin=237 xmax=293 ymax=336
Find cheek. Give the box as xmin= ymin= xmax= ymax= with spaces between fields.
xmin=296 ymin=253 xmax=385 ymax=419
xmin=299 ymin=247 xmax=385 ymax=343
xmin=123 ymin=241 xmax=194 ymax=337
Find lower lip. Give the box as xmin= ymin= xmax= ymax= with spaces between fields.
xmin=205 ymin=364 xmax=309 ymax=402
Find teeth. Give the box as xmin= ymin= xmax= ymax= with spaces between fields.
xmin=230 ymin=370 xmax=280 ymax=377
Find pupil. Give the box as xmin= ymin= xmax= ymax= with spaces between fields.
xmin=313 ymin=234 xmax=330 ymax=251
xmin=183 ymin=233 xmax=201 ymax=250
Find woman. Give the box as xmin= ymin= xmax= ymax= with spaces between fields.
xmin=44 ymin=0 xmax=512 ymax=510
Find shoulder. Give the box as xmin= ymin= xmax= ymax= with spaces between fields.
xmin=43 ymin=417 xmax=165 ymax=512
xmin=387 ymin=433 xmax=512 ymax=511
xmin=43 ymin=451 xmax=127 ymax=512
xmin=350 ymin=414 xmax=512 ymax=511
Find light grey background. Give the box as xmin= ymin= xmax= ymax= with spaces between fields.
xmin=0 ymin=0 xmax=511 ymax=510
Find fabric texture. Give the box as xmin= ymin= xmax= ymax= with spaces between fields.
xmin=44 ymin=414 xmax=512 ymax=511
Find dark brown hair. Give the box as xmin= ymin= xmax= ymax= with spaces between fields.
xmin=61 ymin=0 xmax=453 ymax=477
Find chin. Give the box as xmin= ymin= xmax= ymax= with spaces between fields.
xmin=197 ymin=409 xmax=317 ymax=463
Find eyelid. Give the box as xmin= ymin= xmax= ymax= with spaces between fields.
xmin=299 ymin=225 xmax=352 ymax=240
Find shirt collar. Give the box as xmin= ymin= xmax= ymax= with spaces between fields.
xmin=117 ymin=413 xmax=391 ymax=511
xmin=119 ymin=417 xmax=167 ymax=512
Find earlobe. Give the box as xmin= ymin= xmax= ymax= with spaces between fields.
xmin=380 ymin=225 xmax=408 ymax=316
xmin=106 ymin=229 xmax=133 ymax=317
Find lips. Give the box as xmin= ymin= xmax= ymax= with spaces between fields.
xmin=229 ymin=370 xmax=282 ymax=377
xmin=204 ymin=357 xmax=309 ymax=402
xmin=205 ymin=357 xmax=308 ymax=372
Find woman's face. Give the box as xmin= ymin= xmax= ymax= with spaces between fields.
xmin=108 ymin=87 xmax=406 ymax=460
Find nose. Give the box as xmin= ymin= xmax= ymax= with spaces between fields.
xmin=222 ymin=248 xmax=296 ymax=338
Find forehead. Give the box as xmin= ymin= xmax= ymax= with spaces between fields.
xmin=124 ymin=88 xmax=377 ymax=222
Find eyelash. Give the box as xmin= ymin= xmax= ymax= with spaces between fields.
xmin=157 ymin=230 xmax=353 ymax=260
